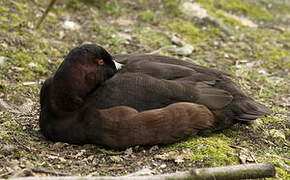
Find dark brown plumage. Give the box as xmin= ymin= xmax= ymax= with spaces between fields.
xmin=39 ymin=44 xmax=271 ymax=148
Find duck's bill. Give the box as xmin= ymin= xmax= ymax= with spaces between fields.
xmin=113 ymin=60 xmax=123 ymax=70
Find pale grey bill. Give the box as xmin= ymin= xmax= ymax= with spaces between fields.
xmin=113 ymin=60 xmax=123 ymax=70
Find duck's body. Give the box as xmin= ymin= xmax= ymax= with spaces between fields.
xmin=39 ymin=44 xmax=271 ymax=148
xmin=91 ymin=54 xmax=269 ymax=130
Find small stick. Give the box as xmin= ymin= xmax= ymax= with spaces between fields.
xmin=35 ymin=0 xmax=57 ymax=29
xmin=31 ymin=168 xmax=70 ymax=176
xmin=8 ymin=163 xmax=275 ymax=180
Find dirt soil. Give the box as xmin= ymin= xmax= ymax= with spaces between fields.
xmin=0 ymin=0 xmax=289 ymax=179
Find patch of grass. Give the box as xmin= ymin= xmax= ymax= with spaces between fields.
xmin=245 ymin=29 xmax=290 ymax=70
xmin=90 ymin=25 xmax=127 ymax=53
xmin=271 ymin=106 xmax=289 ymax=115
xmin=98 ymin=0 xmax=124 ymax=16
xmin=214 ymin=11 xmax=245 ymax=29
xmin=261 ymin=115 xmax=288 ymax=123
xmin=138 ymin=10 xmax=155 ymax=22
xmin=170 ymin=134 xmax=239 ymax=167
xmin=0 ymin=3 xmax=28 ymax=32
xmin=168 ymin=19 xmax=208 ymax=44
xmin=134 ymin=28 xmax=171 ymax=50
xmin=162 ymin=0 xmax=182 ymax=16
xmin=257 ymin=154 xmax=290 ymax=180
xmin=196 ymin=0 xmax=273 ymax=21
xmin=62 ymin=0 xmax=85 ymax=10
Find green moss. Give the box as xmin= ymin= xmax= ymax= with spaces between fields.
xmin=10 ymin=51 xmax=33 ymax=68
xmin=0 ymin=16 xmax=8 ymax=22
xmin=0 ymin=2 xmax=29 ymax=32
xmin=162 ymin=0 xmax=182 ymax=16
xmin=214 ymin=11 xmax=245 ymax=28
xmin=100 ymin=37 xmax=125 ymax=50
xmin=98 ymin=0 xmax=123 ymax=16
xmin=271 ymin=106 xmax=289 ymax=115
xmin=257 ymin=155 xmax=290 ymax=180
xmin=168 ymin=19 xmax=208 ymax=44
xmin=89 ymin=26 xmax=126 ymax=53
xmin=0 ymin=6 xmax=9 ymax=12
xmin=138 ymin=10 xmax=155 ymax=22
xmin=203 ymin=27 xmax=221 ymax=37
xmin=247 ymin=30 xmax=290 ymax=70
xmin=63 ymin=0 xmax=84 ymax=10
xmin=170 ymin=134 xmax=239 ymax=166
xmin=0 ymin=133 xmax=12 ymax=141
xmin=196 ymin=0 xmax=273 ymax=21
xmin=261 ymin=116 xmax=288 ymax=123
xmin=10 ymin=0 xmax=29 ymax=14
xmin=134 ymin=28 xmax=171 ymax=49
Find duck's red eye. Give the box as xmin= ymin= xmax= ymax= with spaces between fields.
xmin=98 ymin=59 xmax=104 ymax=65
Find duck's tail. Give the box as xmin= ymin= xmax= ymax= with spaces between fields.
xmin=234 ymin=98 xmax=271 ymax=121
xmin=207 ymin=98 xmax=271 ymax=133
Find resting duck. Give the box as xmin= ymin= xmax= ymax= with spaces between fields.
xmin=39 ymin=44 xmax=271 ymax=148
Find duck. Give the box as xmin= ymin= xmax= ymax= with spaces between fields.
xmin=39 ymin=44 xmax=271 ymax=148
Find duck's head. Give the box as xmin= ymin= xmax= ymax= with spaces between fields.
xmin=52 ymin=44 xmax=123 ymax=112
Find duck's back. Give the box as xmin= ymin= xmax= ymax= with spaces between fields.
xmin=90 ymin=54 xmax=270 ymax=131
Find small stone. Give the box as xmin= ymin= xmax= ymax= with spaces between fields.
xmin=181 ymin=2 xmax=209 ymax=19
xmin=174 ymin=158 xmax=184 ymax=163
xmin=63 ymin=20 xmax=80 ymax=30
xmin=59 ymin=31 xmax=65 ymax=39
xmin=213 ymin=41 xmax=219 ymax=46
xmin=171 ymin=35 xmax=184 ymax=46
xmin=28 ymin=62 xmax=37 ymax=67
xmin=175 ymin=44 xmax=194 ymax=56
xmin=160 ymin=164 xmax=167 ymax=169
xmin=257 ymin=69 xmax=268 ymax=75
xmin=0 ymin=56 xmax=8 ymax=66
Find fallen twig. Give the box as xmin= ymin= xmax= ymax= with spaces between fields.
xmin=36 ymin=0 xmax=57 ymax=29
xmin=8 ymin=163 xmax=275 ymax=180
xmin=31 ymin=168 xmax=71 ymax=176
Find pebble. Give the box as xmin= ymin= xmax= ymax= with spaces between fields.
xmin=160 ymin=164 xmax=167 ymax=169
xmin=63 ymin=20 xmax=80 ymax=30
xmin=0 ymin=56 xmax=8 ymax=66
xmin=175 ymin=44 xmax=194 ymax=56
xmin=181 ymin=2 xmax=209 ymax=19
xmin=171 ymin=35 xmax=185 ymax=46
